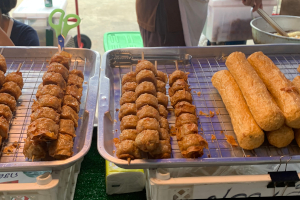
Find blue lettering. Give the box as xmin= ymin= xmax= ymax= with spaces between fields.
xmin=10 ymin=173 xmax=18 ymax=178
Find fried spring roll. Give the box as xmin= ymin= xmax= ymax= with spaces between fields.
xmin=49 ymin=133 xmax=73 ymax=160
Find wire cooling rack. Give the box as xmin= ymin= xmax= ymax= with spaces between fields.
xmin=0 ymin=56 xmax=87 ymax=163
xmin=113 ymin=54 xmax=300 ymax=160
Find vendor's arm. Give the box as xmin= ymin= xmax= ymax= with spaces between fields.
xmin=242 ymin=0 xmax=262 ymax=12
xmin=0 ymin=28 xmax=14 ymax=46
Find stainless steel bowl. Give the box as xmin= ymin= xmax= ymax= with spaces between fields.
xmin=251 ymin=15 xmax=300 ymax=44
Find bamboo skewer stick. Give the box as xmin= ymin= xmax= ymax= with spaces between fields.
xmin=141 ymin=52 xmax=144 ymax=61
xmin=0 ymin=48 xmax=3 ymax=55
xmin=16 ymin=63 xmax=23 ymax=72
xmin=155 ymin=60 xmax=157 ymax=71
xmin=175 ymin=60 xmax=178 ymax=71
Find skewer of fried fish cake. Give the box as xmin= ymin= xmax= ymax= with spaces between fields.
xmin=115 ymin=65 xmax=141 ymax=164
xmin=169 ymin=61 xmax=208 ymax=158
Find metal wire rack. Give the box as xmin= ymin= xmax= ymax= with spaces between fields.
xmin=113 ymin=55 xmax=300 ymax=160
xmin=0 ymin=55 xmax=87 ymax=163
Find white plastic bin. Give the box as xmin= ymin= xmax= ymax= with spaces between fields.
xmin=146 ymin=165 xmax=300 ymax=199
xmin=0 ymin=159 xmax=82 ymax=200
xmin=203 ymin=0 xmax=277 ymax=42
xmin=12 ymin=0 xmax=68 ymax=46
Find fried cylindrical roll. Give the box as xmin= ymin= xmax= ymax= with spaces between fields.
xmin=136 ymin=60 xmax=157 ymax=76
xmin=50 ymin=51 xmax=72 ymax=69
xmin=61 ymin=105 xmax=79 ymax=127
xmin=67 ymin=74 xmax=84 ymax=88
xmin=120 ymin=91 xmax=136 ymax=105
xmin=158 ymin=104 xmax=168 ymax=118
xmin=157 ymin=80 xmax=166 ymax=94
xmin=0 ymin=93 xmax=16 ymax=112
xmin=170 ymin=90 xmax=192 ymax=107
xmin=116 ymin=140 xmax=141 ymax=159
xmin=137 ymin=105 xmax=160 ymax=121
xmin=120 ymin=115 xmax=138 ymax=132
xmin=23 ymin=138 xmax=47 ymax=160
xmin=175 ymin=113 xmax=198 ymax=127
xmin=248 ymin=51 xmax=300 ymax=129
xmin=135 ymin=81 xmax=156 ymax=97
xmin=42 ymin=72 xmax=66 ymax=90
xmin=30 ymin=107 xmax=60 ymax=124
xmin=63 ymin=95 xmax=80 ymax=113
xmin=0 ymin=81 xmax=22 ymax=99
xmin=266 ymin=125 xmax=294 ymax=148
xmin=175 ymin=101 xmax=196 ymax=117
xmin=226 ymin=52 xmax=284 ymax=131
xmin=122 ymin=71 xmax=136 ymax=85
xmin=32 ymin=94 xmax=62 ymax=113
xmin=149 ymin=140 xmax=171 ymax=159
xmin=135 ymin=130 xmax=159 ymax=152
xmin=157 ymin=92 xmax=168 ymax=108
xmin=136 ymin=93 xmax=158 ymax=110
xmin=5 ymin=72 xmax=23 ymax=89
xmin=27 ymin=118 xmax=59 ymax=141
xmin=211 ymin=70 xmax=264 ymax=150
xmin=156 ymin=71 xmax=168 ymax=83
xmin=122 ymin=82 xmax=137 ymax=95
xmin=119 ymin=129 xmax=138 ymax=141
xmin=48 ymin=62 xmax=69 ymax=81
xmin=49 ymin=133 xmax=73 ymax=160
xmin=0 ymin=54 xmax=7 ymax=73
xmin=0 ymin=104 xmax=12 ymax=122
xmin=0 ymin=116 xmax=9 ymax=139
xmin=136 ymin=117 xmax=160 ymax=133
xmin=59 ymin=119 xmax=76 ymax=137
xmin=169 ymin=79 xmax=190 ymax=97
xmin=159 ymin=128 xmax=170 ymax=141
xmin=37 ymin=84 xmax=64 ymax=99
xmin=176 ymin=123 xmax=198 ymax=141
xmin=70 ymin=69 xmax=84 ymax=79
xmin=136 ymin=69 xmax=157 ymax=86
xmin=118 ymin=103 xmax=137 ymax=121
xmin=66 ymin=85 xmax=83 ymax=102
xmin=159 ymin=117 xmax=169 ymax=130
xmin=178 ymin=134 xmax=208 ymax=158
xmin=169 ymin=70 xmax=188 ymax=87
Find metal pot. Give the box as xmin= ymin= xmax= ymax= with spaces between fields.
xmin=251 ymin=15 xmax=300 ymax=44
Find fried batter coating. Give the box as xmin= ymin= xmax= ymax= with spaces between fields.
xmin=32 ymin=94 xmax=62 ymax=113
xmin=159 ymin=117 xmax=169 ymax=130
xmin=158 ymin=104 xmax=168 ymax=118
xmin=157 ymin=92 xmax=168 ymax=108
xmin=175 ymin=113 xmax=198 ymax=127
xmin=59 ymin=119 xmax=76 ymax=137
xmin=27 ymin=118 xmax=59 ymax=141
xmin=31 ymin=107 xmax=60 ymax=124
xmin=135 ymin=130 xmax=159 ymax=152
xmin=70 ymin=69 xmax=84 ymax=79
xmin=178 ymin=134 xmax=208 ymax=158
xmin=0 ymin=104 xmax=12 ymax=122
xmin=23 ymin=138 xmax=47 ymax=160
xmin=122 ymin=71 xmax=136 ymax=85
xmin=0 ymin=54 xmax=7 ymax=73
xmin=63 ymin=95 xmax=80 ymax=113
xmin=169 ymin=70 xmax=188 ymax=86
xmin=137 ymin=105 xmax=160 ymax=121
xmin=122 ymin=82 xmax=137 ymax=95
xmin=176 ymin=123 xmax=198 ymax=141
xmin=136 ymin=93 xmax=158 ymax=110
xmin=174 ymin=101 xmax=196 ymax=117
xmin=118 ymin=103 xmax=137 ymax=121
xmin=120 ymin=91 xmax=136 ymax=105
xmin=66 ymin=85 xmax=83 ymax=102
xmin=149 ymin=140 xmax=171 ymax=159
xmin=61 ymin=105 xmax=79 ymax=127
xmin=49 ymin=133 xmax=73 ymax=160
xmin=157 ymin=80 xmax=166 ymax=94
xmin=136 ymin=60 xmax=157 ymax=76
xmin=169 ymin=79 xmax=190 ymax=97
xmin=156 ymin=71 xmax=168 ymax=83
xmin=170 ymin=90 xmax=192 ymax=107
xmin=37 ymin=84 xmax=64 ymax=99
xmin=0 ymin=81 xmax=22 ymax=99
xmin=67 ymin=74 xmax=84 ymax=88
xmin=5 ymin=72 xmax=23 ymax=89
xmin=119 ymin=129 xmax=138 ymax=141
xmin=43 ymin=72 xmax=66 ymax=90
xmin=0 ymin=93 xmax=17 ymax=112
xmin=136 ymin=117 xmax=160 ymax=133
xmin=50 ymin=51 xmax=72 ymax=69
xmin=47 ymin=62 xmax=69 ymax=81
xmin=135 ymin=81 xmax=156 ymax=97
xmin=120 ymin=115 xmax=138 ymax=132
xmin=116 ymin=140 xmax=142 ymax=159
xmin=136 ymin=69 xmax=157 ymax=86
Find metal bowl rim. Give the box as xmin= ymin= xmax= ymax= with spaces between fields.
xmin=250 ymin=15 xmax=300 ymax=41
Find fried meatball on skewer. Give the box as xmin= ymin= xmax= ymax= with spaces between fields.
xmin=122 ymin=71 xmax=136 ymax=85
xmin=5 ymin=71 xmax=23 ymax=89
xmin=137 ymin=105 xmax=160 ymax=121
xmin=120 ymin=91 xmax=136 ymax=105
xmin=37 ymin=84 xmax=64 ymax=99
xmin=135 ymin=81 xmax=157 ymax=97
xmin=136 ymin=93 xmax=158 ymax=110
xmin=47 ymin=62 xmax=69 ymax=81
xmin=0 ymin=81 xmax=22 ymax=99
xmin=135 ymin=130 xmax=160 ymax=152
xmin=50 ymin=51 xmax=72 ymax=69
xmin=118 ymin=103 xmax=137 ymax=121
xmin=156 ymin=71 xmax=168 ymax=83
